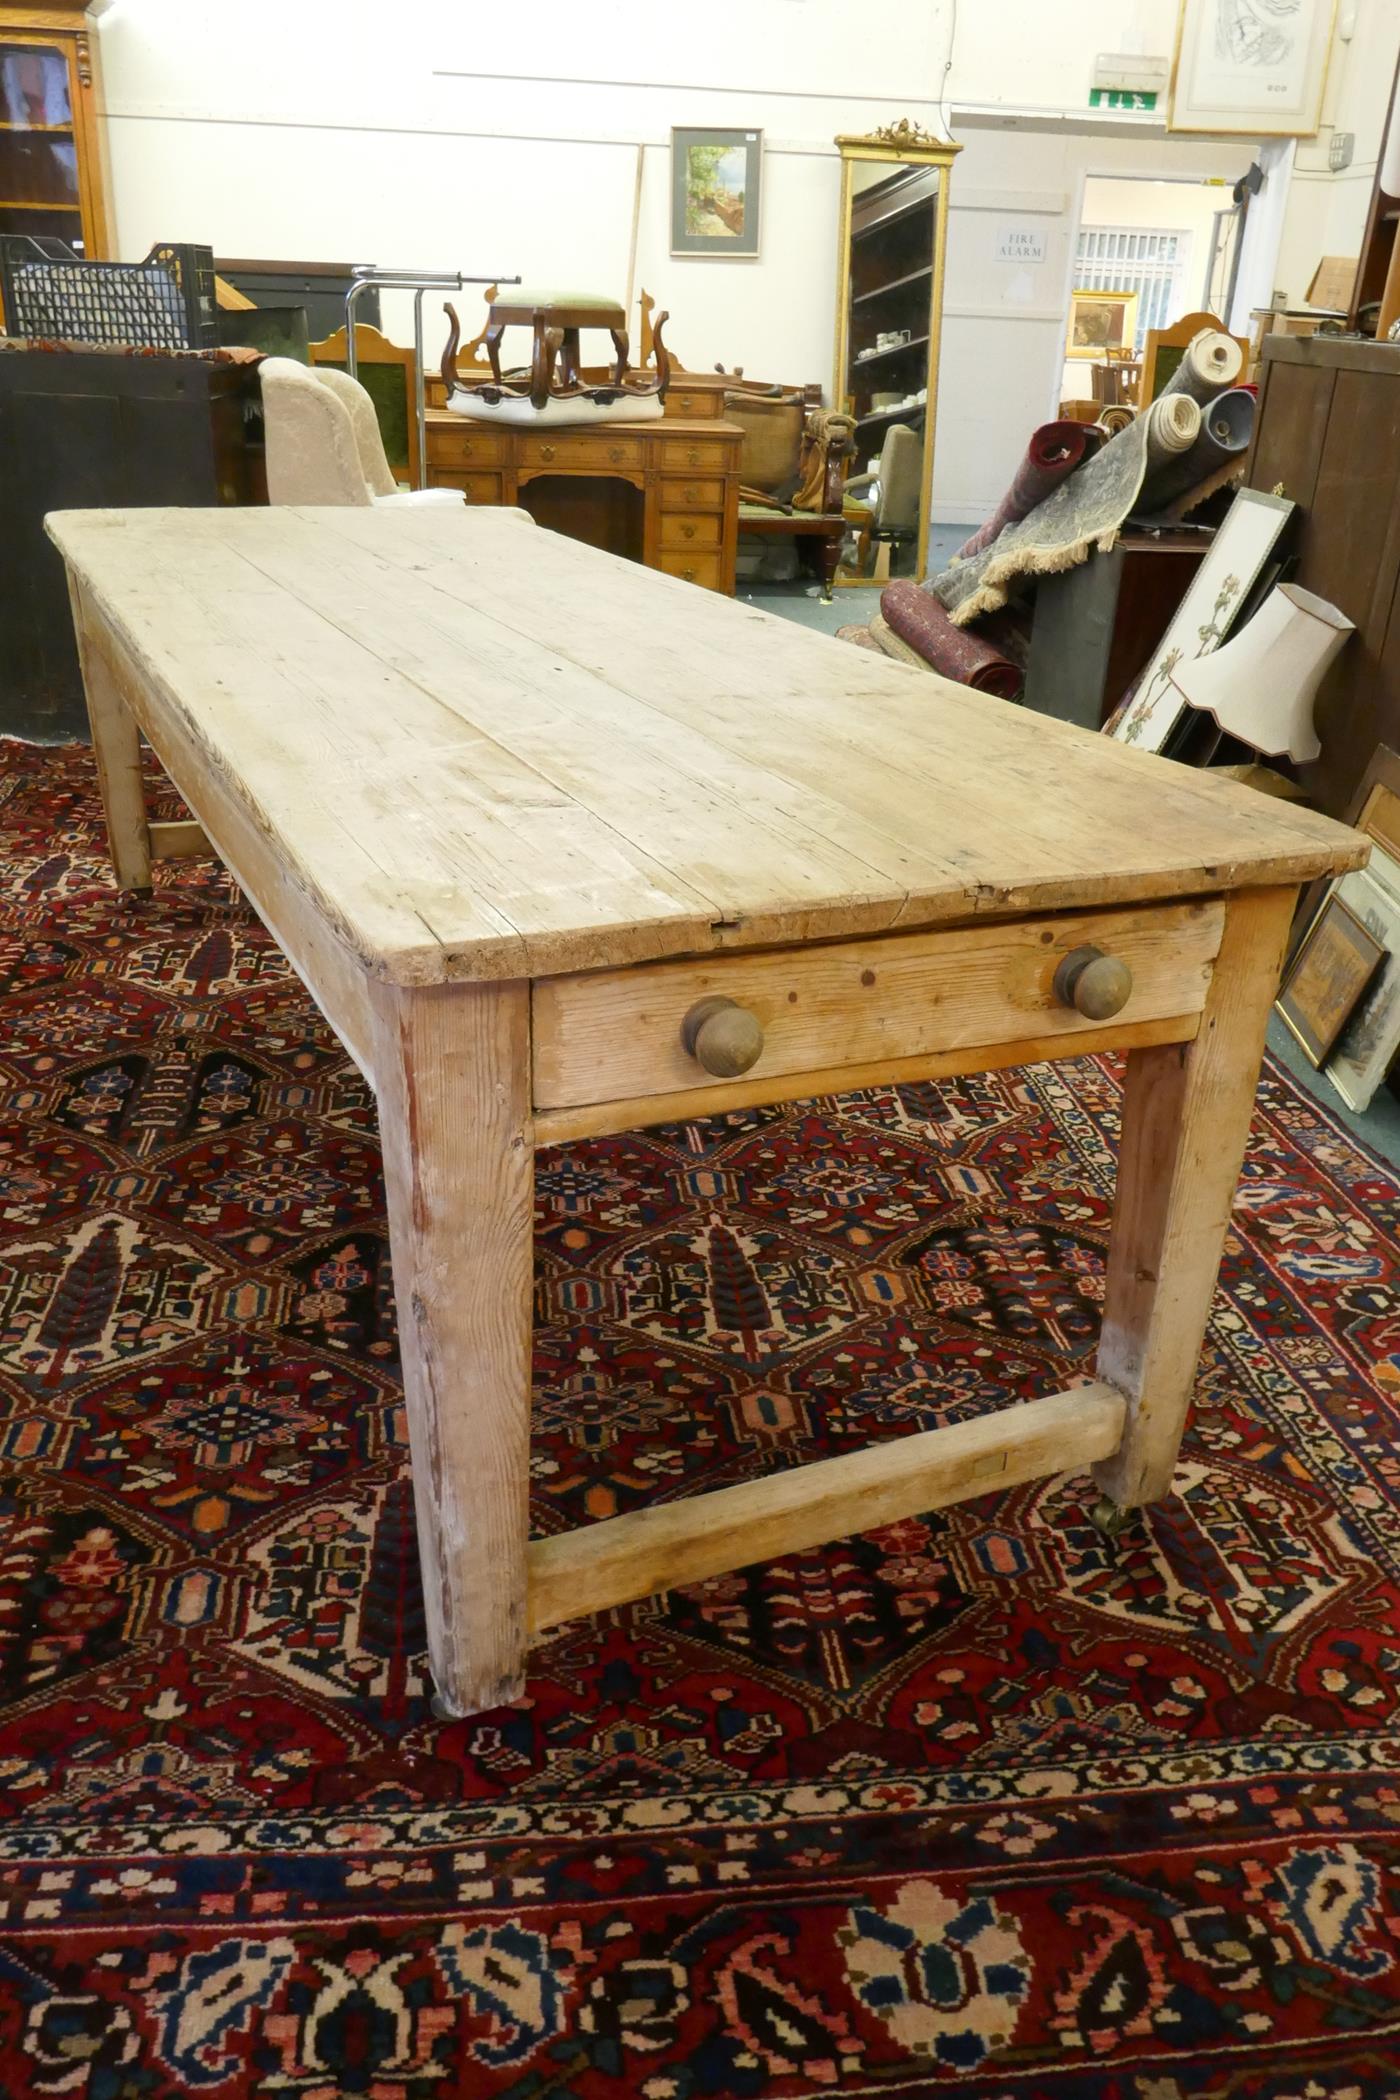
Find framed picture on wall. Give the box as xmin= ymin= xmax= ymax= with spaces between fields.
xmin=1168 ymin=0 xmax=1336 ymax=137
xmin=671 ymin=128 xmax=763 ymax=258
xmin=1066 ymin=288 xmax=1139 ymax=360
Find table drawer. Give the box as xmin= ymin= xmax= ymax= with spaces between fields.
xmin=657 ymin=549 xmax=725 ymax=591
xmin=666 ymin=388 xmax=721 ymax=419
xmin=661 ymin=437 xmax=732 ymax=470
xmin=432 ymin=471 xmax=504 ymax=505
xmin=532 ymin=899 xmax=1225 ymax=1113
xmin=658 ymin=476 xmax=726 ymax=511
xmin=659 ymin=512 xmax=722 ymax=550
xmin=520 ymin=434 xmax=645 ymax=470
xmin=430 ymin=427 xmax=508 ymax=468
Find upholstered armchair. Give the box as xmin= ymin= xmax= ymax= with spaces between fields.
xmin=726 ymin=387 xmax=856 ymax=599
xmin=260 ymin=358 xmax=464 ymax=509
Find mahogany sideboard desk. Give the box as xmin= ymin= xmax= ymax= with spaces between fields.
xmin=49 ymin=504 xmax=1365 ymax=1719
xmin=424 ymin=406 xmax=743 ymax=594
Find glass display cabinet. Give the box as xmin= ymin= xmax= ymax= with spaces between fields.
xmin=0 ymin=4 xmax=108 ymax=271
xmin=834 ymin=120 xmax=959 ymax=581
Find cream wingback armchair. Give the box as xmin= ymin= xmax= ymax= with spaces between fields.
xmin=260 ymin=357 xmax=464 ymax=509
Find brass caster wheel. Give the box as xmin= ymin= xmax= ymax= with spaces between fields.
xmin=1089 ymin=1494 xmax=1132 ymax=1539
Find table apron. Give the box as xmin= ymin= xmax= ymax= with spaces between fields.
xmin=80 ymin=598 xmax=380 ymax=1084
xmin=531 ymin=898 xmax=1225 ymax=1140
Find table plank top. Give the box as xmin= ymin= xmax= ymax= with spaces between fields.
xmin=48 ymin=506 xmax=1366 ymax=987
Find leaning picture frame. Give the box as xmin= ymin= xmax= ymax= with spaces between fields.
xmin=1066 ymin=288 xmax=1139 ymax=361
xmin=1324 ymin=846 xmax=1400 ymax=1111
xmin=1168 ymin=0 xmax=1337 ymax=138
xmin=1111 ymin=487 xmax=1294 ymax=753
xmin=1276 ymin=891 xmax=1385 ymax=1068
xmin=671 ymin=128 xmax=763 ymax=259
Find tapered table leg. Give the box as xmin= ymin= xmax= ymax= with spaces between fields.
xmin=371 ymin=977 xmax=535 ymax=1716
xmin=71 ymin=583 xmax=151 ymax=892
xmin=1093 ymin=884 xmax=1296 ymax=1517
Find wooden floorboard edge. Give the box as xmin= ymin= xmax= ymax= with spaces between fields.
xmin=531 ymin=1015 xmax=1199 ymax=1145
xmin=526 ymin=1382 xmax=1127 ymax=1636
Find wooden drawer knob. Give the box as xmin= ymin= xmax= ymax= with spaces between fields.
xmin=683 ymin=486 xmax=700 ymax=501
xmin=681 ymin=996 xmax=764 ymax=1077
xmin=680 ymin=522 xmax=696 ymax=538
xmin=1053 ymin=945 xmax=1133 ymax=1021
xmin=539 ymin=443 xmax=556 ymax=462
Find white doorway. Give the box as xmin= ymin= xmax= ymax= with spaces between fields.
xmin=1063 ymin=174 xmax=1243 ymax=404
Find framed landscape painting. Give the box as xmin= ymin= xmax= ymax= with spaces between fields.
xmin=1325 ymin=846 xmax=1400 ymax=1111
xmin=1276 ymin=892 xmax=1385 ymax=1067
xmin=1168 ymin=0 xmax=1335 ymax=136
xmin=671 ymin=129 xmax=763 ymax=258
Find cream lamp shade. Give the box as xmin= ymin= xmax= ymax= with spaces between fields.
xmin=1167 ymin=584 xmax=1354 ymax=763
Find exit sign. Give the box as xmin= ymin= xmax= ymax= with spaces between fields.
xmin=1089 ymin=87 xmax=1158 ymax=111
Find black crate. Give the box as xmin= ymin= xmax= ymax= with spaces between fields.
xmin=0 ymin=238 xmax=218 ymax=350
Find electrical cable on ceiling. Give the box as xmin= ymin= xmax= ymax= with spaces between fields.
xmin=938 ymin=0 xmax=958 ymax=139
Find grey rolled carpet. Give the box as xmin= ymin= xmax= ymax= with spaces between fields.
xmin=1140 ymin=387 xmax=1256 ymax=516
xmin=929 ymin=392 xmax=1200 ymax=625
xmin=1159 ymin=327 xmax=1244 ymax=405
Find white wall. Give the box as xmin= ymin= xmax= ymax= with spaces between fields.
xmin=91 ymin=0 xmax=1257 ymax=521
xmin=1272 ymin=0 xmax=1400 ymax=307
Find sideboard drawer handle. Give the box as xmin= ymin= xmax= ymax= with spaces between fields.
xmin=680 ymin=522 xmax=696 ymax=538
xmin=686 ymin=447 xmax=702 ymax=464
xmin=1053 ymin=945 xmax=1133 ymax=1020
xmin=539 ymin=443 xmax=556 ymax=462
xmin=681 ymin=996 xmax=764 ymax=1077
xmin=683 ymin=486 xmax=700 ymax=501
xmin=608 ymin=445 xmax=624 ymax=462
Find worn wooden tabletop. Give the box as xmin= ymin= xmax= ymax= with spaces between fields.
xmin=47 ymin=506 xmax=1366 ymax=986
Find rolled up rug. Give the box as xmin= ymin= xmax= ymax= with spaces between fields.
xmin=1160 ymin=328 xmax=1244 ymax=406
xmin=1140 ymin=387 xmax=1256 ymax=516
xmin=952 ymin=420 xmax=1105 ymax=561
xmin=1143 ymin=389 xmax=1200 ymax=468
xmin=880 ymin=581 xmax=1024 ymax=697
xmin=931 ymin=393 xmax=1200 ymax=625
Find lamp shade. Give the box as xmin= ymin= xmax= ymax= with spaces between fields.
xmin=1166 ymin=583 xmax=1354 ymax=762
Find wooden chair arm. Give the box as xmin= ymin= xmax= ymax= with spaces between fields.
xmin=798 ymin=410 xmax=856 ymax=516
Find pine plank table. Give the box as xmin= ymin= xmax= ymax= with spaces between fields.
xmin=48 ymin=505 xmax=1367 ymax=1719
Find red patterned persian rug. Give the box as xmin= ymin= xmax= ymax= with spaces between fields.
xmin=2 ymin=742 xmax=1400 ymax=2099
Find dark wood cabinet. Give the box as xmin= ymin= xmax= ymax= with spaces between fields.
xmin=1248 ymin=335 xmax=1400 ymax=818
xmin=1024 ymin=532 xmax=1207 ymax=729
xmin=0 ymin=348 xmax=260 ymax=741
